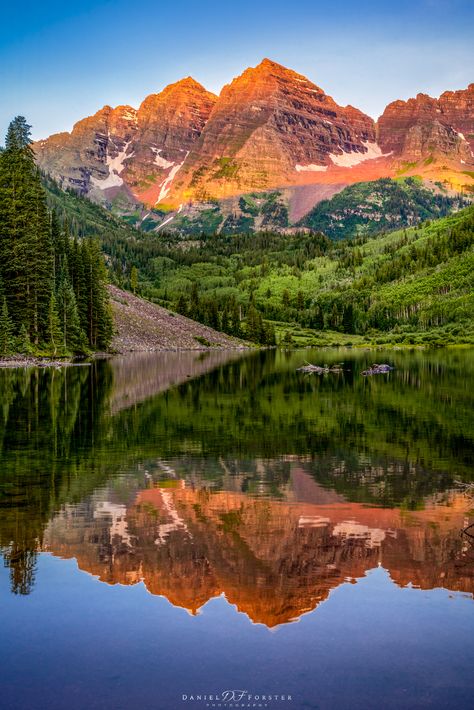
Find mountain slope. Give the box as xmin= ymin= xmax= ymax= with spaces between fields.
xmin=299 ymin=177 xmax=467 ymax=239
xmin=35 ymin=78 xmax=217 ymax=208
xmin=125 ymin=206 xmax=474 ymax=346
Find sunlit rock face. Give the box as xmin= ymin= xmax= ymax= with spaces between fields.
xmin=171 ymin=59 xmax=382 ymax=202
xmin=34 ymin=104 xmax=139 ymax=198
xmin=34 ymin=61 xmax=474 ymax=218
xmin=378 ymin=85 xmax=474 ymax=161
xmin=34 ymin=79 xmax=217 ymax=206
xmin=43 ymin=471 xmax=474 ymax=628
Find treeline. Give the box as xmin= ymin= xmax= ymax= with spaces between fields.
xmin=174 ymin=284 xmax=276 ymax=345
xmin=0 ymin=117 xmax=112 ymax=356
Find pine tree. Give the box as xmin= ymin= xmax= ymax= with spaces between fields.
xmin=18 ymin=324 xmax=33 ymax=355
xmin=0 ymin=116 xmax=53 ymax=343
xmin=0 ymin=297 xmax=14 ymax=355
xmin=130 ymin=266 xmax=138 ymax=294
xmin=82 ymin=239 xmax=113 ymax=349
xmin=229 ymin=300 xmax=242 ymax=338
xmin=221 ymin=306 xmax=230 ymax=334
xmin=312 ymin=305 xmax=324 ymax=331
xmin=69 ymin=236 xmax=87 ymax=331
xmin=56 ymin=263 xmax=87 ymax=353
xmin=189 ymin=282 xmax=200 ymax=319
xmin=342 ymin=303 xmax=354 ymax=334
xmin=176 ymin=294 xmax=188 ymax=316
xmin=48 ymin=293 xmax=63 ymax=356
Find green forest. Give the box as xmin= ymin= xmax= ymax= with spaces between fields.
xmin=41 ymin=169 xmax=474 ymax=346
xmin=0 ymin=117 xmax=113 ymax=357
xmin=100 ymin=205 xmax=474 ymax=346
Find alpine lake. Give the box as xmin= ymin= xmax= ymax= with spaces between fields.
xmin=1 ymin=347 xmax=473 ymax=710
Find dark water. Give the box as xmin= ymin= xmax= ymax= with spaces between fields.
xmin=0 ymin=348 xmax=473 ymax=710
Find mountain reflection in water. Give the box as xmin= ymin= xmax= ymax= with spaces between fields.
xmin=0 ymin=347 xmax=473 ymax=626
xmin=42 ymin=469 xmax=473 ymax=627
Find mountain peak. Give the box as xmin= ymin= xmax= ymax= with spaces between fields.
xmin=167 ymin=76 xmax=209 ymax=91
xmin=256 ymin=57 xmax=285 ymax=71
xmin=157 ymin=76 xmax=217 ymax=101
xmin=251 ymin=57 xmax=307 ymax=80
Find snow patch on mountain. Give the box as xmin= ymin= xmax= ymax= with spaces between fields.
xmin=91 ymin=140 xmax=134 ymax=190
xmin=330 ymin=141 xmax=390 ymax=168
xmin=156 ymin=152 xmax=189 ymax=204
xmin=151 ymin=147 xmax=175 ymax=169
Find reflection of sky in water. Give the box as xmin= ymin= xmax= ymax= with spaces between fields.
xmin=1 ymin=556 xmax=473 ymax=710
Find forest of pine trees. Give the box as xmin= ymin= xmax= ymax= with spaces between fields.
xmin=174 ymin=283 xmax=276 ymax=345
xmin=0 ymin=117 xmax=113 ymax=357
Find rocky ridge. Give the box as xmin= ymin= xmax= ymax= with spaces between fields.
xmin=34 ymin=60 xmax=474 ymax=231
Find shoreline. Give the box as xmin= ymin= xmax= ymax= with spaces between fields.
xmin=0 ymin=345 xmax=252 ymax=369
xmin=0 ymin=341 xmax=471 ymax=369
xmin=0 ymin=356 xmax=85 ymax=369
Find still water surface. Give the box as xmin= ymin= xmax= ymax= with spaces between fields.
xmin=0 ymin=348 xmax=473 ymax=710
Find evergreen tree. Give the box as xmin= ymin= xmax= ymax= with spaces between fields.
xmin=230 ymin=300 xmax=242 ymax=338
xmin=18 ymin=324 xmax=33 ymax=355
xmin=130 ymin=266 xmax=138 ymax=294
xmin=0 ymin=297 xmax=14 ymax=355
xmin=82 ymin=239 xmax=113 ymax=349
xmin=342 ymin=303 xmax=354 ymax=333
xmin=56 ymin=263 xmax=87 ymax=353
xmin=176 ymin=294 xmax=188 ymax=317
xmin=48 ymin=292 xmax=63 ymax=356
xmin=0 ymin=117 xmax=53 ymax=343
xmin=221 ymin=305 xmax=230 ymax=334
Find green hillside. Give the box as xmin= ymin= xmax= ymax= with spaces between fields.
xmin=125 ymin=207 xmax=474 ymax=346
xmin=299 ymin=177 xmax=468 ymax=239
xmin=44 ymin=174 xmax=474 ymax=347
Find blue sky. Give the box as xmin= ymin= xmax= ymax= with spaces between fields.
xmin=1 ymin=0 xmax=473 ymax=140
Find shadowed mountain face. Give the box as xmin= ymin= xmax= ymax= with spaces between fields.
xmin=34 ymin=60 xmax=474 ymax=228
xmin=0 ymin=349 xmax=473 ymax=625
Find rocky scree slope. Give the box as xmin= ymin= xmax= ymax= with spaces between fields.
xmin=109 ymin=285 xmax=245 ymax=351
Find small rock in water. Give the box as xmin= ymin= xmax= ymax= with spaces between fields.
xmin=362 ymin=363 xmax=395 ymax=376
xmin=297 ymin=363 xmax=344 ymax=374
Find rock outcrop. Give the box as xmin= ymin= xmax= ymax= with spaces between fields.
xmin=378 ymin=85 xmax=474 ymax=161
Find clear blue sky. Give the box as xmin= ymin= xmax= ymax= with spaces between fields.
xmin=1 ymin=0 xmax=473 ymax=140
